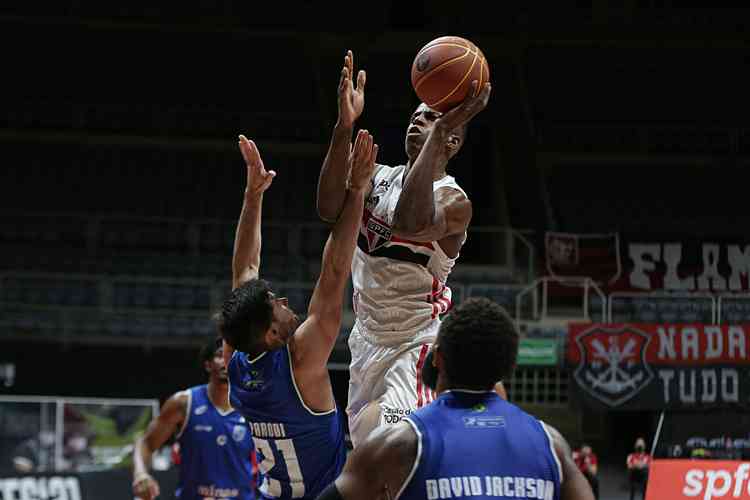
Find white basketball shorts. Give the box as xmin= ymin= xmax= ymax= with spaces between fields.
xmin=345 ymin=320 xmax=440 ymax=448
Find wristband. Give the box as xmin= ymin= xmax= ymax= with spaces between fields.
xmin=132 ymin=472 xmax=152 ymax=488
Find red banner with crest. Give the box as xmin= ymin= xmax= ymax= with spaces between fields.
xmin=566 ymin=324 xmax=750 ymax=410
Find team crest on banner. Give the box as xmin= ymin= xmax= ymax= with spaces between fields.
xmin=573 ymin=325 xmax=654 ymax=407
xmin=232 ymin=424 xmax=247 ymax=442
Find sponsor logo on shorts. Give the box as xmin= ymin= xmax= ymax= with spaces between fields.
xmin=382 ymin=406 xmax=413 ymax=424
xmin=216 ymin=434 xmax=228 ymax=446
xmin=197 ymin=484 xmax=240 ymax=498
xmin=194 ymin=425 xmax=213 ymax=432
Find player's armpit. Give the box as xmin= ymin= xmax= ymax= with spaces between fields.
xmin=331 ymin=423 xmax=418 ymax=500
xmin=391 ymin=187 xmax=472 ymax=243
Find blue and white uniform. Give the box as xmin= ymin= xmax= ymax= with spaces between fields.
xmin=176 ymin=385 xmax=256 ymax=500
xmin=398 ymin=390 xmax=562 ymax=500
xmin=228 ymin=346 xmax=347 ymax=500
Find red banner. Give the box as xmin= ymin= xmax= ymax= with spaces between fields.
xmin=567 ymin=324 xmax=750 ymax=409
xmin=545 ymin=232 xmax=621 ymax=285
xmin=645 ymin=459 xmax=750 ymax=500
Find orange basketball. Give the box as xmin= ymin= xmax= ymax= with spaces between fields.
xmin=410 ymin=36 xmax=490 ymax=113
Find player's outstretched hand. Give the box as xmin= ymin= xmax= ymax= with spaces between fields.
xmin=239 ymin=135 xmax=276 ymax=198
xmin=435 ymin=81 xmax=491 ymax=134
xmin=337 ymin=50 xmax=366 ymax=128
xmin=348 ymin=129 xmax=378 ymax=192
xmin=133 ymin=473 xmax=160 ymax=500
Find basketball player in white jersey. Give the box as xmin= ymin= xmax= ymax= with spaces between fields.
xmin=316 ymin=50 xmax=495 ymax=447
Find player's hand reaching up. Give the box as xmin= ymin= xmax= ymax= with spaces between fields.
xmin=435 ymin=80 xmax=491 ymax=134
xmin=337 ymin=50 xmax=366 ymax=128
xmin=239 ymin=135 xmax=276 ymax=198
xmin=347 ymin=130 xmax=378 ymax=192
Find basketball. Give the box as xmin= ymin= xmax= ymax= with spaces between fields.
xmin=410 ymin=36 xmax=490 ymax=113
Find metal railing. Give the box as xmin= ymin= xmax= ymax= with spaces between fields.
xmin=515 ymin=276 xmax=606 ymax=323
xmin=716 ymin=293 xmax=750 ymax=324
xmin=0 ymin=395 xmax=158 ymax=473
xmin=608 ymin=291 xmax=716 ymax=324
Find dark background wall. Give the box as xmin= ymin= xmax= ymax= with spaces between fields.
xmin=3 ymin=2 xmax=750 ymax=466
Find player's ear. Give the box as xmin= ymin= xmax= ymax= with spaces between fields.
xmin=433 ymin=344 xmax=444 ymax=369
xmin=264 ymin=325 xmax=281 ymax=347
xmin=446 ymin=133 xmax=461 ymax=153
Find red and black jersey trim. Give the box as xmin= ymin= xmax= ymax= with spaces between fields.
xmin=357 ymin=234 xmax=430 ymax=267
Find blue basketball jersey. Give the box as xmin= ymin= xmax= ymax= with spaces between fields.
xmin=176 ymin=385 xmax=256 ymax=500
xmin=399 ymin=390 xmax=562 ymax=500
xmin=228 ymin=346 xmax=347 ymax=500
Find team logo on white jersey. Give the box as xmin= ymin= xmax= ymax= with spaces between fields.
xmin=194 ymin=405 xmax=208 ymax=415
xmin=232 ymin=425 xmax=247 ymax=442
xmin=365 ymin=216 xmax=392 ymax=252
xmin=216 ymin=434 xmax=228 ymax=446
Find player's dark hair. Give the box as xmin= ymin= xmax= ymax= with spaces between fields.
xmin=217 ymin=279 xmax=274 ymax=353
xmin=198 ymin=336 xmax=222 ymax=369
xmin=438 ymin=297 xmax=519 ymax=390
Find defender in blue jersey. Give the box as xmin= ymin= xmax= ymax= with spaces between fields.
xmin=320 ymin=298 xmax=595 ymax=500
xmin=218 ymin=133 xmax=378 ymax=499
xmin=133 ymin=337 xmax=257 ymax=500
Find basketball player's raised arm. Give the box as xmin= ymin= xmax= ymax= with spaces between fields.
xmin=317 ymin=423 xmax=417 ymax=500
xmin=132 ymin=392 xmax=187 ymax=500
xmin=317 ymin=50 xmax=367 ymax=223
xmin=232 ymin=135 xmax=275 ymax=290
xmin=392 ymin=82 xmax=490 ymax=243
xmin=545 ymin=424 xmax=596 ymax=500
xmin=295 ymin=131 xmax=377 ymax=368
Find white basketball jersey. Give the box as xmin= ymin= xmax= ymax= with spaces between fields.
xmin=351 ymin=164 xmax=467 ymax=345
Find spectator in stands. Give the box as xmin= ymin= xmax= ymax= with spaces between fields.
xmin=10 ymin=430 xmax=55 ymax=472
xmin=720 ymin=437 xmax=741 ymax=460
xmin=626 ymin=437 xmax=651 ymax=500
xmin=573 ymin=444 xmax=599 ymax=499
xmin=63 ymin=430 xmax=94 ymax=471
